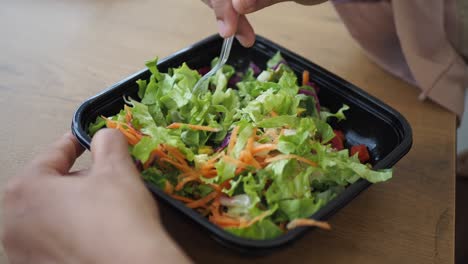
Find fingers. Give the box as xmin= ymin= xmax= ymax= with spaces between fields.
xmin=232 ymin=0 xmax=327 ymax=14
xmin=236 ymin=15 xmax=255 ymax=47
xmin=91 ymin=129 xmax=136 ymax=173
xmin=30 ymin=132 xmax=84 ymax=175
xmin=233 ymin=0 xmax=286 ymax=14
xmin=210 ymin=0 xmax=239 ymax=37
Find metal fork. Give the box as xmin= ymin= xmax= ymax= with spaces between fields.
xmin=192 ymin=36 xmax=235 ymax=94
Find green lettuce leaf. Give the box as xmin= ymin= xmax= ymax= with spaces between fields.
xmin=313 ymin=117 xmax=335 ymax=143
xmin=311 ymin=141 xmax=392 ymax=184
xmin=278 ymin=197 xmax=324 ymax=220
xmin=266 ymin=52 xmax=285 ymax=69
xmin=136 ymin=79 xmax=147 ymax=99
xmin=128 ymin=100 xmax=157 ymax=131
xmin=277 ymin=70 xmax=299 ymax=96
xmin=222 ymin=175 xmax=244 ymax=196
xmin=214 ymin=158 xmax=237 ymax=184
xmin=88 ymin=116 xmax=106 ymax=136
xmin=321 ymin=104 xmax=350 ymax=122
xmin=231 ymin=121 xmax=254 ymax=158
xmin=241 ymin=172 xmax=266 ymax=213
xmin=299 ymin=90 xmax=320 ymax=119
xmin=276 ymin=118 xmax=316 ymax=155
xmin=256 ymin=115 xmax=299 ymax=128
xmin=242 ymin=68 xmax=256 ymax=82
xmin=265 ymin=165 xmax=314 ymax=204
xmin=141 ymin=167 xmax=166 ymax=188
xmin=173 ymin=63 xmax=200 ymax=92
xmin=225 ymin=219 xmax=283 ymax=240
xmin=145 ymin=57 xmax=162 ymax=80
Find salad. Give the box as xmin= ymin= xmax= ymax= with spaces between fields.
xmin=88 ymin=52 xmax=392 ymax=240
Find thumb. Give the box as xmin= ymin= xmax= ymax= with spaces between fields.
xmin=91 ymin=129 xmax=136 ymax=172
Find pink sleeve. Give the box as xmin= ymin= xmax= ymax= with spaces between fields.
xmin=332 ymin=0 xmax=467 ymax=119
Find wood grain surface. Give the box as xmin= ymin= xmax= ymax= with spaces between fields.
xmin=0 ymin=0 xmax=456 ymax=263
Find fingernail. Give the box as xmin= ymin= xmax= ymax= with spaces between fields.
xmin=217 ymin=20 xmax=227 ymax=37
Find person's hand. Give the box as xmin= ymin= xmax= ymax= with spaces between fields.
xmin=2 ymin=129 xmax=190 ymax=264
xmin=202 ymin=0 xmax=328 ymax=47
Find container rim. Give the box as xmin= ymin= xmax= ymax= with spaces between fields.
xmin=72 ymin=34 xmax=413 ymax=250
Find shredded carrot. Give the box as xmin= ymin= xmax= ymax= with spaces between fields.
xmin=170 ymin=194 xmax=195 ymax=203
xmin=209 ymin=197 xmax=267 ymax=228
xmin=200 ymin=162 xmax=215 ymax=172
xmin=246 ymin=135 xmax=255 ymax=156
xmin=164 ymin=181 xmax=174 ymax=194
xmin=252 ymin=144 xmax=277 ymax=155
xmin=175 ymin=174 xmax=201 ymax=191
xmin=209 ymin=215 xmax=242 ymax=228
xmin=256 ymin=156 xmax=268 ymax=167
xmin=200 ymin=159 xmax=218 ymax=178
xmin=302 ymin=70 xmax=310 ymax=86
xmin=143 ymin=147 xmax=167 ymax=169
xmin=200 ymin=159 xmax=216 ymax=170
xmin=160 ymin=157 xmax=192 ymax=173
xmin=286 ymin=218 xmax=331 ymax=230
xmin=210 ymin=199 xmax=221 ymax=217
xmin=200 ymin=153 xmax=223 ymax=175
xmin=235 ymin=167 xmax=245 ymax=175
xmin=208 ymin=184 xmax=221 ymax=193
xmin=207 ymin=152 xmax=224 ymax=164
xmin=227 ymin=126 xmax=240 ymax=155
xmin=176 ymin=172 xmax=196 ymax=179
xmin=208 ymin=198 xmax=245 ymax=228
xmin=117 ymin=127 xmax=140 ymax=145
xmin=163 ymin=145 xmax=188 ymax=166
xmin=200 ymin=164 xmax=215 ymax=172
xmin=167 ymin=123 xmax=220 ymax=132
xmin=240 ymin=150 xmax=261 ymax=169
xmin=119 ymin=127 xmax=141 ymax=145
xmin=219 ymin=180 xmax=231 ymax=190
xmin=186 ymin=191 xmax=218 ymax=208
xmin=223 ymin=155 xmax=249 ymax=170
xmin=265 ymin=154 xmax=318 ymax=167
xmin=103 ymin=117 xmax=142 ymax=145
xmin=124 ymin=105 xmax=132 ymax=124
xmin=270 ymin=111 xmax=278 ymax=117
xmin=240 ymin=210 xmax=271 ymax=228
xmin=104 ymin=117 xmax=118 ymax=129
xmin=201 ymin=169 xmax=218 ymax=178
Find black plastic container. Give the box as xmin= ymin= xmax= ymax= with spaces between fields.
xmin=72 ymin=35 xmax=412 ymax=253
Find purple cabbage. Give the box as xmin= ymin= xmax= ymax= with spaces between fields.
xmin=228 ymin=74 xmax=243 ymax=88
xmin=272 ymin=60 xmax=287 ymax=71
xmin=134 ymin=159 xmax=143 ymax=172
xmin=306 ymin=81 xmax=320 ymax=94
xmin=215 ymin=132 xmax=231 ymax=152
xmin=197 ymin=66 xmax=211 ymax=76
xmin=299 ymin=88 xmax=321 ymax=114
xmin=249 ymin=62 xmax=261 ymax=76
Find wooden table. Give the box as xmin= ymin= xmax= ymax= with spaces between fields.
xmin=0 ymin=0 xmax=456 ymax=263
